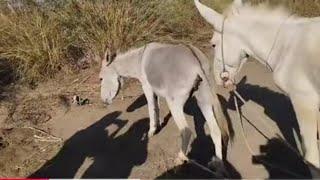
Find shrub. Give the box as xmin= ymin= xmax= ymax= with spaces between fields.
xmin=0 ymin=7 xmax=71 ymax=83
xmin=0 ymin=0 xmax=320 ymax=84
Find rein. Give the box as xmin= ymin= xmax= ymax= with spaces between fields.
xmin=233 ymin=90 xmax=307 ymax=178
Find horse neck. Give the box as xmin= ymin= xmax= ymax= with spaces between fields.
xmin=232 ymin=16 xmax=292 ymax=70
xmin=111 ymin=47 xmax=144 ymax=79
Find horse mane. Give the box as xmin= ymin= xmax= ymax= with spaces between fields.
xmin=224 ymin=2 xmax=294 ymax=20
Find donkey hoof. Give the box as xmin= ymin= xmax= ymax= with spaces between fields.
xmin=174 ymin=156 xmax=188 ymax=166
xmin=148 ymin=128 xmax=156 ymax=138
xmin=174 ymin=151 xmax=189 ymax=165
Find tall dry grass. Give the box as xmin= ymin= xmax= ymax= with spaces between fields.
xmin=0 ymin=8 xmax=70 ymax=83
xmin=249 ymin=0 xmax=320 ymax=16
xmin=0 ymin=0 xmax=320 ymax=85
xmin=0 ymin=1 xmax=159 ymax=83
xmin=0 ymin=0 xmax=211 ymax=84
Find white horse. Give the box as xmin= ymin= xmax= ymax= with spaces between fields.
xmin=195 ymin=0 xmax=320 ymax=171
xmin=99 ymin=42 xmax=230 ymax=168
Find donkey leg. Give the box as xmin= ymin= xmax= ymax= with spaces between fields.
xmin=166 ymin=97 xmax=192 ymax=163
xmin=291 ymin=96 xmax=319 ymax=169
xmin=195 ymin=91 xmax=223 ymax=160
xmin=142 ymin=85 xmax=160 ymax=137
xmin=195 ymin=88 xmax=226 ymax=176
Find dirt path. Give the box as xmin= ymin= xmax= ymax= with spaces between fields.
xmin=0 ymin=60 xmax=313 ymax=178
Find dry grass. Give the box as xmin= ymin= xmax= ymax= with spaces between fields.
xmin=0 ymin=0 xmax=320 ymax=85
xmin=0 ymin=0 xmax=210 ymax=84
xmin=0 ymin=7 xmax=71 ymax=83
xmin=249 ymin=0 xmax=320 ymax=16
xmin=59 ymin=0 xmax=164 ymax=58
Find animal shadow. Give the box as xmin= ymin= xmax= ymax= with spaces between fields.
xmin=252 ymin=138 xmax=311 ymax=178
xmin=30 ymin=111 xmax=149 ymax=178
xmin=229 ymin=77 xmax=300 ymax=150
xmin=230 ymin=77 xmax=312 ymax=178
xmin=157 ymin=97 xmax=241 ymax=179
xmin=126 ymin=94 xmax=147 ymax=112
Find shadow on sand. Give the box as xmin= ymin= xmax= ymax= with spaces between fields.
xmin=228 ymin=77 xmax=313 ymax=178
xmin=31 ymin=78 xmax=313 ymax=179
xmin=127 ymin=95 xmax=241 ymax=178
xmin=0 ymin=59 xmax=15 ymax=101
xmin=157 ymin=97 xmax=241 ymax=179
xmin=30 ymin=111 xmax=149 ymax=178
xmin=252 ymin=138 xmax=311 ymax=178
xmin=230 ymin=77 xmax=301 ymax=148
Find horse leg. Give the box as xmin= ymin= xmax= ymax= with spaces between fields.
xmin=166 ymin=97 xmax=192 ymax=164
xmin=142 ymin=84 xmax=160 ymax=137
xmin=291 ymin=95 xmax=319 ymax=169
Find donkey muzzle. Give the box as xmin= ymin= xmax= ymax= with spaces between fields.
xmin=220 ymin=71 xmax=235 ymax=90
xmin=220 ymin=71 xmax=230 ymax=82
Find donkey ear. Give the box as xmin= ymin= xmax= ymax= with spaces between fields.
xmin=103 ymin=48 xmax=114 ymax=66
xmin=231 ymin=0 xmax=244 ymax=14
xmin=103 ymin=49 xmax=109 ymax=62
xmin=118 ymin=76 xmax=124 ymax=87
xmin=111 ymin=52 xmax=117 ymax=62
xmin=233 ymin=0 xmax=244 ymax=7
xmin=194 ymin=0 xmax=223 ymax=32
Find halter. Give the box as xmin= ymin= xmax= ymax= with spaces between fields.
xmin=219 ymin=17 xmax=231 ymax=83
xmin=219 ymin=13 xmax=294 ymax=82
xmin=221 ymin=17 xmax=227 ymax=73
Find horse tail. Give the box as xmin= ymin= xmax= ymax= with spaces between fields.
xmin=186 ymin=44 xmax=234 ymax=145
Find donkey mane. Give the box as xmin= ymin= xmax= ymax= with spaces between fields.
xmin=114 ymin=46 xmax=145 ymax=62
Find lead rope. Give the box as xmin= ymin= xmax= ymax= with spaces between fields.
xmin=157 ymin=144 xmax=226 ymax=178
xmin=188 ymin=159 xmax=225 ymax=178
xmin=233 ymin=90 xmax=306 ymax=178
xmin=263 ymin=13 xmax=294 ymax=72
xmin=221 ymin=17 xmax=227 ymax=73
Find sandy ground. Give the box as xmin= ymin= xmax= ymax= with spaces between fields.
xmin=0 ymin=59 xmax=317 ymax=178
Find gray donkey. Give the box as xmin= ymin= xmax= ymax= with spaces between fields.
xmin=99 ymin=42 xmax=230 ymax=166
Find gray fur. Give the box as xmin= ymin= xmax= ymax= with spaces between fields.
xmin=99 ymin=42 xmax=229 ymax=161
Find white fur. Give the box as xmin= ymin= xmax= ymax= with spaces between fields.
xmin=195 ymin=0 xmax=320 ymax=172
